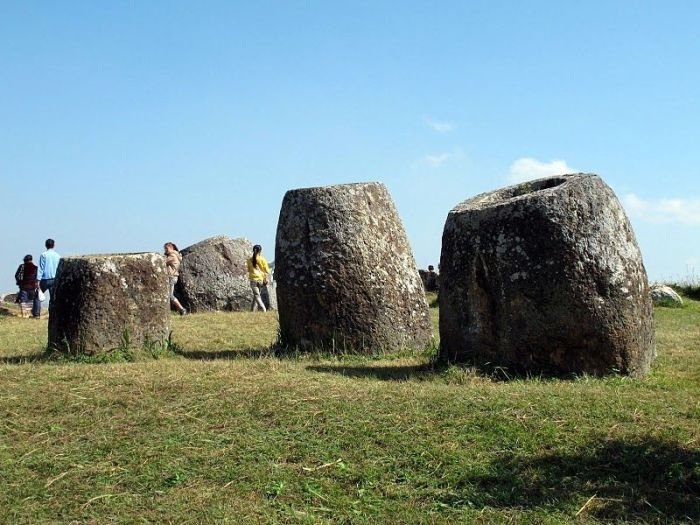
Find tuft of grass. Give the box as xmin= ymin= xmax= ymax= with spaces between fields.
xmin=426 ymin=291 xmax=439 ymax=308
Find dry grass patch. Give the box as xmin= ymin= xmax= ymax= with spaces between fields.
xmin=171 ymin=310 xmax=279 ymax=358
xmin=0 ymin=314 xmax=48 ymax=360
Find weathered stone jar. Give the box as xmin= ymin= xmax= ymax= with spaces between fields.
xmin=439 ymin=174 xmax=655 ymax=376
xmin=275 ymin=182 xmax=432 ymax=353
xmin=48 ymin=253 xmax=170 ymax=354
xmin=177 ymin=235 xmax=260 ymax=312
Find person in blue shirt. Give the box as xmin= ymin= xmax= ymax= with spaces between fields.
xmin=36 ymin=238 xmax=61 ymax=317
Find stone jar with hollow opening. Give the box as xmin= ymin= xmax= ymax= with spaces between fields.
xmin=439 ymin=173 xmax=655 ymax=376
xmin=275 ymin=182 xmax=432 ymax=354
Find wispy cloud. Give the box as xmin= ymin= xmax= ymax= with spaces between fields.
xmin=508 ymin=157 xmax=577 ymax=183
xmin=425 ymin=117 xmax=455 ymax=133
xmin=417 ymin=148 xmax=465 ymax=169
xmin=622 ymin=194 xmax=700 ymax=225
xmin=422 ymin=153 xmax=451 ymax=168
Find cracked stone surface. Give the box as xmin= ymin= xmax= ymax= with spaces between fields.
xmin=48 ymin=253 xmax=170 ymax=354
xmin=439 ymin=174 xmax=655 ymax=376
xmin=275 ymin=182 xmax=432 ymax=354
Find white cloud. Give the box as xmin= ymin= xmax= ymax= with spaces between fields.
xmin=417 ymin=148 xmax=465 ymax=169
xmin=508 ymin=157 xmax=577 ymax=183
xmin=622 ymin=194 xmax=700 ymax=225
xmin=422 ymin=153 xmax=450 ymax=168
xmin=425 ymin=117 xmax=455 ymax=133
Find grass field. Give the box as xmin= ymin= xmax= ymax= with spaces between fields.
xmin=0 ymin=296 xmax=698 ymax=524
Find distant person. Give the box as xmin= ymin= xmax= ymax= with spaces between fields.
xmin=14 ymin=254 xmax=40 ymax=318
xmin=36 ymin=238 xmax=60 ymax=317
xmin=420 ymin=264 xmax=439 ymax=292
xmin=247 ymin=244 xmax=271 ymax=312
xmin=164 ymin=242 xmax=187 ymax=315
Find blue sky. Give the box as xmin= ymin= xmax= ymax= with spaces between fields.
xmin=2 ymin=1 xmax=698 ymax=292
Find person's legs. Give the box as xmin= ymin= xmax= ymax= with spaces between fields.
xmin=40 ymin=278 xmax=54 ymax=295
xmin=40 ymin=278 xmax=55 ymax=318
xmin=260 ymin=284 xmax=271 ymax=310
xmin=39 ymin=278 xmax=55 ymax=310
xmin=172 ymin=297 xmax=186 ymax=314
xmin=250 ymin=282 xmax=266 ymax=312
xmin=18 ymin=290 xmax=30 ymax=318
xmin=169 ymin=276 xmax=187 ymax=314
xmin=30 ymin=289 xmax=40 ymax=318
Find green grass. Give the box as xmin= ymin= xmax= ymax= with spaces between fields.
xmin=0 ymin=300 xmax=698 ymax=524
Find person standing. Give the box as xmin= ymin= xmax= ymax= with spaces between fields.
xmin=14 ymin=255 xmax=40 ymax=318
xmin=246 ymin=244 xmax=271 ymax=312
xmin=164 ymin=242 xmax=187 ymax=315
xmin=36 ymin=238 xmax=60 ymax=317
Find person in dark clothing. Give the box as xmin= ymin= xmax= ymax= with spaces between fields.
xmin=14 ymin=254 xmax=40 ymax=318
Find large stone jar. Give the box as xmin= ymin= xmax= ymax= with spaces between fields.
xmin=275 ymin=182 xmax=432 ymax=354
xmin=48 ymin=253 xmax=170 ymax=354
xmin=439 ymin=174 xmax=655 ymax=376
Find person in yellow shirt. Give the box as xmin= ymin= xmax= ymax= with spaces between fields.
xmin=246 ymin=244 xmax=271 ymax=312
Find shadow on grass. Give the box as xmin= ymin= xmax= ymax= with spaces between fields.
xmin=0 ymin=353 xmax=47 ymax=364
xmin=444 ymin=437 xmax=700 ymax=522
xmin=0 ymin=346 xmax=76 ymax=364
xmin=305 ymin=360 xmax=578 ymax=382
xmin=0 ymin=344 xmax=278 ymax=364
xmin=1 ymin=344 xmax=280 ymax=365
xmin=306 ymin=362 xmax=437 ymax=381
xmin=173 ymin=347 xmax=279 ymax=360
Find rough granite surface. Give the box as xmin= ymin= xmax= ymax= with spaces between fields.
xmin=275 ymin=182 xmax=432 ymax=353
xmin=176 ymin=236 xmax=274 ymax=312
xmin=48 ymin=253 xmax=170 ymax=354
xmin=439 ymin=174 xmax=655 ymax=376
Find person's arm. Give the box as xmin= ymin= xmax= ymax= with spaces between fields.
xmin=15 ymin=265 xmax=23 ymax=286
xmin=36 ymin=255 xmax=45 ymax=285
xmin=246 ymin=258 xmax=253 ymax=279
xmin=261 ymin=257 xmax=271 ymax=283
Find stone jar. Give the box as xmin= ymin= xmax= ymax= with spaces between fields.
xmin=275 ymin=182 xmax=432 ymax=354
xmin=439 ymin=174 xmax=655 ymax=377
xmin=48 ymin=253 xmax=170 ymax=355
